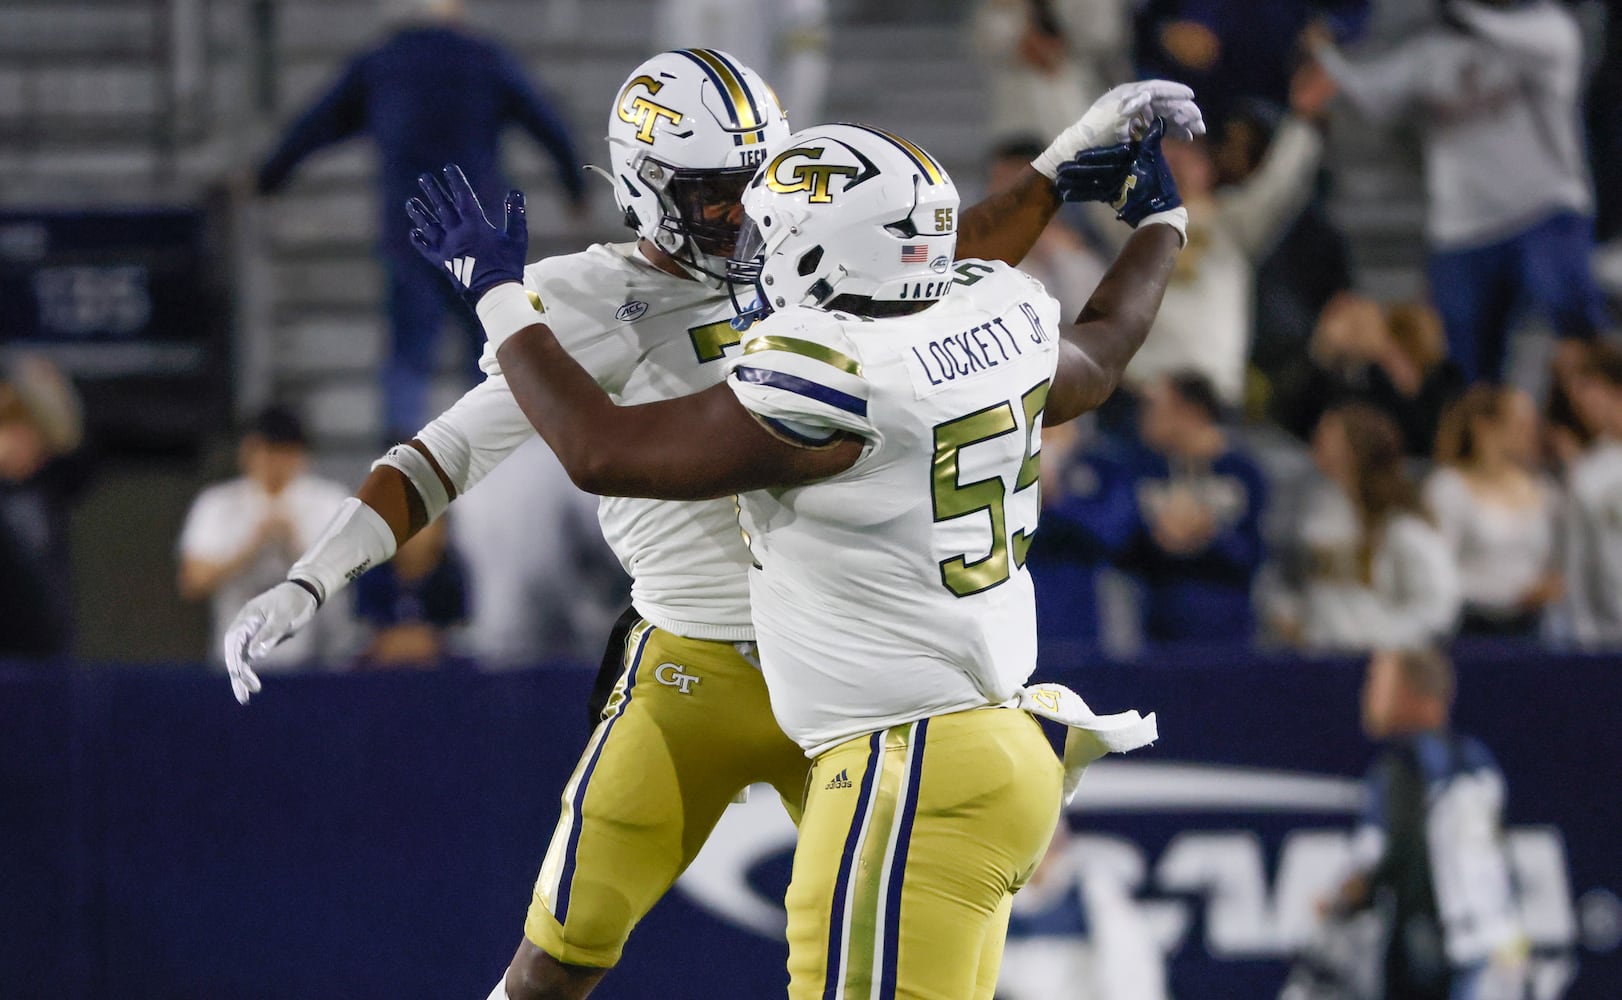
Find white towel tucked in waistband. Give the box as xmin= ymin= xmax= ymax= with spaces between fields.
xmin=1015 ymin=683 xmax=1158 ymax=804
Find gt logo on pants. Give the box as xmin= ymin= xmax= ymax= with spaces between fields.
xmin=655 ymin=662 xmax=702 ymax=694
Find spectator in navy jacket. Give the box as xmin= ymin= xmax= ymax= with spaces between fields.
xmin=1121 ymin=372 xmax=1268 ymax=644
xmin=1324 ymin=648 xmax=1528 ymax=1000
xmin=255 ymin=0 xmax=586 ymax=442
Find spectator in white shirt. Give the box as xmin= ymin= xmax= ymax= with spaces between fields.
xmin=1425 ymin=386 xmax=1561 ymax=638
xmin=1307 ymin=0 xmax=1609 ymax=382
xmin=1556 ymin=344 xmax=1622 ymax=647
xmin=178 ymin=408 xmax=354 ymax=669
xmin=1273 ymin=403 xmax=1461 ymax=650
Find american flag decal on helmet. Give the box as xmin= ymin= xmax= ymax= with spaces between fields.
xmin=900 ymin=245 xmax=928 ymax=263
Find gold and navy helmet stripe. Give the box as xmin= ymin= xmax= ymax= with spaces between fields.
xmin=677 ymin=48 xmax=765 ymax=145
xmin=704 ymin=48 xmax=765 ymax=128
xmin=843 ymin=123 xmax=946 ymax=186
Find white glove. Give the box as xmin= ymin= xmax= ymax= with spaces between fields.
xmin=1032 ymin=80 xmax=1206 ymax=180
xmin=222 ymin=581 xmax=318 ymax=704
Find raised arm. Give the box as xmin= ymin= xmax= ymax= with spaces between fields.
xmin=1308 ymin=26 xmax=1522 ymax=125
xmin=1046 ymin=121 xmax=1186 ymax=424
xmin=495 ymin=322 xmax=860 ymax=500
xmin=399 ymin=164 xmax=862 ymax=503
xmin=1047 ymin=226 xmax=1181 ymax=422
xmin=956 ymin=80 xmax=1205 ymax=265
xmin=1450 ymin=0 xmax=1581 ymax=76
xmin=1217 ymin=63 xmax=1331 ymax=260
xmin=1307 ymin=30 xmax=1434 ymax=125
xmin=218 ymin=370 xmax=537 ymax=704
xmin=256 ymin=57 xmax=368 ymax=194
xmin=956 ymin=167 xmax=1063 ymax=266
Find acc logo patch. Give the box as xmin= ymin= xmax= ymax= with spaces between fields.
xmin=930 ymin=256 xmax=950 ymax=274
xmin=615 ymin=300 xmax=650 ymax=323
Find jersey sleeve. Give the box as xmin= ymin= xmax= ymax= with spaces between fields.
xmin=726 ymin=312 xmax=875 ymax=442
xmin=506 ymin=249 xmax=641 ymax=394
xmin=413 ymin=373 xmax=536 ymax=498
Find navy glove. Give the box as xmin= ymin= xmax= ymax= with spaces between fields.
xmin=1052 ymin=140 xmax=1137 ymax=204
xmin=406 ymin=164 xmax=528 ymax=304
xmin=1112 ymin=117 xmax=1183 ymax=228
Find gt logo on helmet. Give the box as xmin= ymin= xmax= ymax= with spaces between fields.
xmin=617 ymin=75 xmax=683 ymax=144
xmin=765 ymin=147 xmax=860 ymax=205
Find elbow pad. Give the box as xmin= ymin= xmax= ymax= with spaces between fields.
xmin=373 ymin=443 xmax=455 ymax=524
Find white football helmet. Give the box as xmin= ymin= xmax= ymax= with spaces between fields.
xmin=605 ymin=49 xmax=790 ymax=280
xmin=728 ymin=123 xmax=959 ymax=322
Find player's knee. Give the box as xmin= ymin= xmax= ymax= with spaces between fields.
xmin=504 ymin=940 xmax=608 ymax=1000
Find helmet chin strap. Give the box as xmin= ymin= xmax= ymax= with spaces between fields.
xmin=665 ymin=236 xmax=730 ymax=287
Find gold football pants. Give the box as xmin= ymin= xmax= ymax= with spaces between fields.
xmin=524 ymin=618 xmax=809 ymax=967
xmin=785 ymin=707 xmax=1063 ymax=999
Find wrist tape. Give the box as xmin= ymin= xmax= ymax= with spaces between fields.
xmin=475 ymin=282 xmax=546 ymax=356
xmin=1140 ymin=206 xmax=1189 ymax=248
xmin=1032 ymin=120 xmax=1103 ymax=181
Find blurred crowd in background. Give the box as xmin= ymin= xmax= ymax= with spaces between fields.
xmin=983 ymin=0 xmax=1622 ymax=663
xmin=2 ymin=0 xmax=1621 ymax=670
xmin=1 ymin=3 xmax=1612 ymax=997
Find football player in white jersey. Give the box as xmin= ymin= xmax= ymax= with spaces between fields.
xmin=223 ymin=46 xmax=1201 ymax=1000
xmin=413 ymin=116 xmax=1186 ymax=997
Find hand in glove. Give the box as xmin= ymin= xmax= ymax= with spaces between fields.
xmin=406 ymin=163 xmax=528 ymax=306
xmin=221 ymin=581 xmax=318 ymax=704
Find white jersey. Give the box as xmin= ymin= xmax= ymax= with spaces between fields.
xmin=727 ymin=259 xmax=1064 ymax=753
xmin=416 ymin=241 xmax=757 ymax=640
xmin=179 ymin=473 xmax=355 ymax=667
